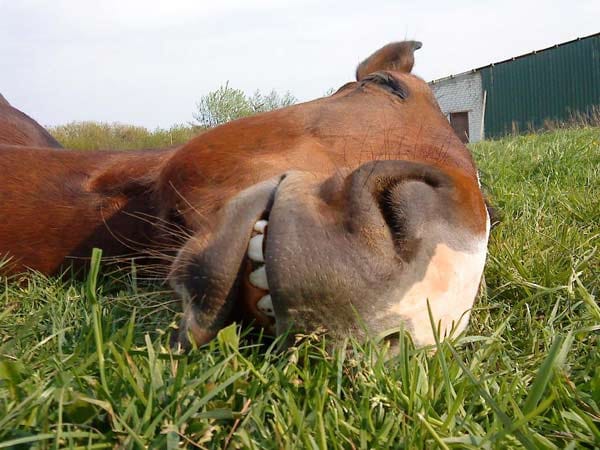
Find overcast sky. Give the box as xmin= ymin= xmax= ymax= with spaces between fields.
xmin=1 ymin=0 xmax=598 ymax=129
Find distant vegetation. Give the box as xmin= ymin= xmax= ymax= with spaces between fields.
xmin=49 ymin=122 xmax=202 ymax=151
xmin=49 ymin=84 xmax=297 ymax=150
xmin=192 ymin=83 xmax=297 ymax=128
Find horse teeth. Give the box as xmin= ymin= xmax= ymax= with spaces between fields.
xmin=247 ymin=234 xmax=265 ymax=262
xmin=253 ymin=219 xmax=268 ymax=234
xmin=249 ymin=265 xmax=269 ymax=290
xmin=257 ymin=294 xmax=275 ymax=317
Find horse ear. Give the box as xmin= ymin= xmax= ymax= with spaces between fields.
xmin=356 ymin=41 xmax=422 ymax=81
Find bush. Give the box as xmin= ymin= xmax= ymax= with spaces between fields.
xmin=193 ymin=82 xmax=297 ymax=128
xmin=49 ymin=122 xmax=202 ymax=151
xmin=48 ymin=83 xmax=298 ymax=150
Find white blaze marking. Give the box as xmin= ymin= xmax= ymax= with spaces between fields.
xmin=385 ymin=216 xmax=490 ymax=346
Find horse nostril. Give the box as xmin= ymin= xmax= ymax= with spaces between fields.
xmin=376 ymin=184 xmax=408 ymax=242
xmin=344 ymin=161 xmax=453 ymax=257
xmin=372 ymin=176 xmax=445 ymax=261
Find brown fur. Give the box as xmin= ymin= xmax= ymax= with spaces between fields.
xmin=0 ymin=95 xmax=62 ymax=148
xmin=0 ymin=42 xmax=489 ymax=347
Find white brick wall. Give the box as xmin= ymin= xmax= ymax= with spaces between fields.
xmin=429 ymin=72 xmax=484 ymax=142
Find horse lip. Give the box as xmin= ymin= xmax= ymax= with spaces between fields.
xmin=259 ymin=173 xmax=303 ymax=339
xmin=171 ymin=175 xmax=285 ymax=349
xmin=235 ymin=177 xmax=287 ymax=328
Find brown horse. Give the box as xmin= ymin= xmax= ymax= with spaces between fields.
xmin=0 ymin=94 xmax=62 ymax=148
xmin=0 ymin=41 xmax=491 ymax=350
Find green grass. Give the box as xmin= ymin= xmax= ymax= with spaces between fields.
xmin=1 ymin=127 xmax=599 ymax=448
xmin=49 ymin=122 xmax=202 ymax=150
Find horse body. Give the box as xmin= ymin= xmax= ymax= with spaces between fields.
xmin=0 ymin=95 xmax=62 ymax=148
xmin=0 ymin=146 xmax=171 ymax=274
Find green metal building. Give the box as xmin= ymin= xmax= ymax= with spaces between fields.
xmin=430 ymin=33 xmax=600 ymax=141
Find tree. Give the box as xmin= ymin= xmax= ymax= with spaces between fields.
xmin=193 ymin=82 xmax=297 ymax=128
xmin=248 ymin=89 xmax=297 ymax=114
